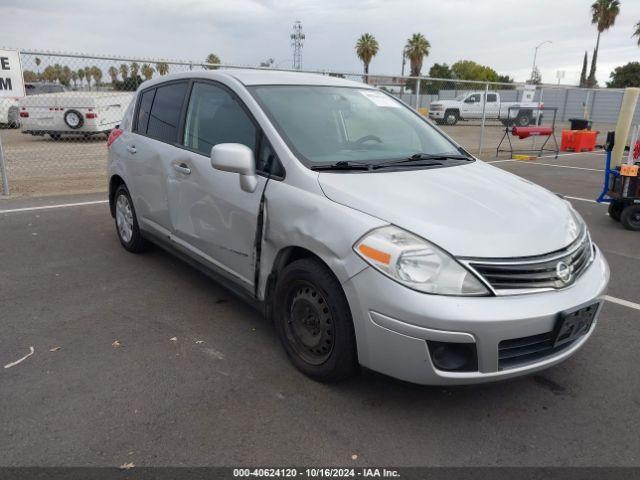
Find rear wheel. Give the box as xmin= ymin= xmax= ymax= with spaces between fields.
xmin=273 ymin=258 xmax=359 ymax=382
xmin=620 ymin=205 xmax=640 ymax=231
xmin=114 ymin=184 xmax=148 ymax=252
xmin=608 ymin=201 xmax=623 ymax=222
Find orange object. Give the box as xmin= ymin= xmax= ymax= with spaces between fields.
xmin=358 ymin=244 xmax=391 ymax=265
xmin=511 ymin=126 xmax=554 ymax=139
xmin=620 ymin=164 xmax=639 ymax=177
xmin=560 ymin=130 xmax=598 ymax=152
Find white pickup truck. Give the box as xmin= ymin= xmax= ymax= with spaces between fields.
xmin=428 ymin=91 xmax=542 ymax=126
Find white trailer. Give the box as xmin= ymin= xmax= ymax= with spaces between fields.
xmin=19 ymin=91 xmax=133 ymax=139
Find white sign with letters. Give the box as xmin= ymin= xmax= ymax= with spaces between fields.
xmin=0 ymin=49 xmax=25 ymax=98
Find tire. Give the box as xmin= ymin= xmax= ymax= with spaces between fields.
xmin=620 ymin=205 xmax=640 ymax=231
xmin=444 ymin=110 xmax=459 ymax=126
xmin=113 ymin=184 xmax=149 ymax=252
xmin=516 ymin=113 xmax=531 ymax=127
xmin=64 ymin=109 xmax=84 ymax=129
xmin=8 ymin=106 xmax=20 ymax=128
xmin=608 ymin=202 xmax=623 ymax=222
xmin=273 ymin=258 xmax=359 ymax=382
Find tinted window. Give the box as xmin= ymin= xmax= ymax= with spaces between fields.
xmin=487 ymin=93 xmax=497 ymax=103
xmin=147 ymin=82 xmax=188 ymax=143
xmin=183 ymin=82 xmax=256 ymax=156
xmin=468 ymin=94 xmax=481 ymax=103
xmin=136 ymin=89 xmax=155 ymax=134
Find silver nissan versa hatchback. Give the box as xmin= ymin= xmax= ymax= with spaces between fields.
xmin=107 ymin=70 xmax=609 ymax=385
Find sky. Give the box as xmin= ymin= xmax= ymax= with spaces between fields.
xmin=1 ymin=0 xmax=639 ymax=86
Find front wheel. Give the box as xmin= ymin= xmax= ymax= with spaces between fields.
xmin=620 ymin=205 xmax=640 ymax=231
xmin=443 ymin=110 xmax=459 ymax=126
xmin=113 ymin=184 xmax=148 ymax=252
xmin=273 ymin=258 xmax=359 ymax=382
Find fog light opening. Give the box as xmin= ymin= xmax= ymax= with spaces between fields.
xmin=427 ymin=341 xmax=478 ymax=372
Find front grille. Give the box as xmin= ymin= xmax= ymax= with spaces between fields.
xmin=465 ymin=229 xmax=593 ymax=294
xmin=498 ymin=332 xmax=575 ymax=370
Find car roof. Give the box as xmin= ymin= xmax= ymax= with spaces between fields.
xmin=138 ymin=69 xmax=372 ymax=89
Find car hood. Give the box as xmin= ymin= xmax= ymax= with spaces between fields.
xmin=317 ymin=161 xmax=581 ymax=258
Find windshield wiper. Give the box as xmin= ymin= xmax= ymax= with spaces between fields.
xmin=372 ymin=153 xmax=473 ymax=169
xmin=310 ymin=161 xmax=373 ymax=171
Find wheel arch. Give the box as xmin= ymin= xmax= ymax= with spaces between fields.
xmin=108 ymin=175 xmax=126 ymax=218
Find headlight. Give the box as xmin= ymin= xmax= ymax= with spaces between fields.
xmin=354 ymin=226 xmax=490 ymax=296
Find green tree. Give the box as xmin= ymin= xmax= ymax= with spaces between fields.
xmin=141 ymin=63 xmax=154 ymax=81
xmin=23 ymin=70 xmax=38 ymax=82
xmin=42 ymin=66 xmax=56 ymax=83
xmin=156 ymin=62 xmax=169 ymax=76
xmin=34 ymin=57 xmax=41 ymax=75
xmin=108 ymin=66 xmax=118 ymax=84
xmin=527 ymin=66 xmax=542 ymax=85
xmin=130 ymin=62 xmax=140 ymax=79
xmin=58 ymin=65 xmax=72 ymax=86
xmin=606 ymin=62 xmax=640 ymax=87
xmin=355 ymin=33 xmax=379 ymax=78
xmin=579 ymin=51 xmax=589 ymax=87
xmin=90 ymin=66 xmax=102 ymax=88
xmin=587 ymin=0 xmax=621 ymax=87
xmin=404 ymin=33 xmax=431 ymax=77
xmin=77 ymin=68 xmax=85 ymax=86
xmin=84 ymin=66 xmax=92 ymax=87
xmin=70 ymin=70 xmax=78 ymax=87
xmin=428 ymin=63 xmax=452 ymax=79
xmin=204 ymin=53 xmax=221 ymax=70
xmin=634 ymin=21 xmax=640 ymax=45
xmin=451 ymin=60 xmax=500 ymax=82
xmin=119 ymin=64 xmax=129 ymax=80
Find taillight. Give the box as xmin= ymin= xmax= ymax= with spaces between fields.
xmin=107 ymin=128 xmax=123 ymax=147
xmin=86 ymin=113 xmax=97 ymax=119
xmin=20 ymin=111 xmax=29 ymax=118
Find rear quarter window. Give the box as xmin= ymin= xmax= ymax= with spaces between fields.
xmin=135 ymin=89 xmax=155 ymax=135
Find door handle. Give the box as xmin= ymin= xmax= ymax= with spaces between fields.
xmin=173 ymin=163 xmax=191 ymax=175
xmin=127 ymin=145 xmax=137 ymax=154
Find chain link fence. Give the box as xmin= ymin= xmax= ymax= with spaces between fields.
xmin=1 ymin=49 xmax=638 ymax=198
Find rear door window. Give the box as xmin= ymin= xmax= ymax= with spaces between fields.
xmin=146 ymin=82 xmax=188 ymax=143
xmin=486 ymin=93 xmax=498 ymax=103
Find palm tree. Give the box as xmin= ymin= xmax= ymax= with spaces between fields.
xmin=634 ymin=21 xmax=640 ymax=46
xmin=35 ymin=57 xmax=41 ymax=75
xmin=90 ymin=66 xmax=102 ymax=89
xmin=119 ymin=63 xmax=129 ymax=80
xmin=141 ymin=64 xmax=154 ymax=81
xmin=355 ymin=33 xmax=379 ymax=80
xmin=156 ymin=62 xmax=169 ymax=76
xmin=204 ymin=53 xmax=221 ymax=70
xmin=587 ymin=0 xmax=621 ymax=87
xmin=130 ymin=62 xmax=140 ymax=79
xmin=84 ymin=66 xmax=92 ymax=88
xmin=77 ymin=68 xmax=85 ymax=87
xmin=404 ymin=33 xmax=431 ymax=77
xmin=108 ymin=66 xmax=118 ymax=84
xmin=70 ymin=70 xmax=78 ymax=88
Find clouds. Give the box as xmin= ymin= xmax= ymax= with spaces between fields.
xmin=1 ymin=0 xmax=639 ymax=85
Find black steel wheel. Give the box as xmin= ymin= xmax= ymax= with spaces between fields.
xmin=608 ymin=201 xmax=623 ymax=222
xmin=273 ymin=258 xmax=359 ymax=382
xmin=620 ymin=205 xmax=640 ymax=231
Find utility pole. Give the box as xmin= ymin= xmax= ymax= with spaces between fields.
xmin=290 ymin=21 xmax=305 ymax=70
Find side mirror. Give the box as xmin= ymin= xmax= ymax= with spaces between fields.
xmin=210 ymin=143 xmax=258 ymax=193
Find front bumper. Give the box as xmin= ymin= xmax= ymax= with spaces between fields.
xmin=428 ymin=110 xmax=444 ymax=119
xmin=342 ymin=247 xmax=610 ymax=385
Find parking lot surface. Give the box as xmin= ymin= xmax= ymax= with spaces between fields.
xmin=1 ymin=152 xmax=639 ymax=467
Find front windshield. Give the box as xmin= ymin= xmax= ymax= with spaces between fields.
xmin=250 ymin=85 xmax=461 ymax=166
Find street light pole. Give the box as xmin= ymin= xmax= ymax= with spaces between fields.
xmin=531 ymin=40 xmax=552 ymax=81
